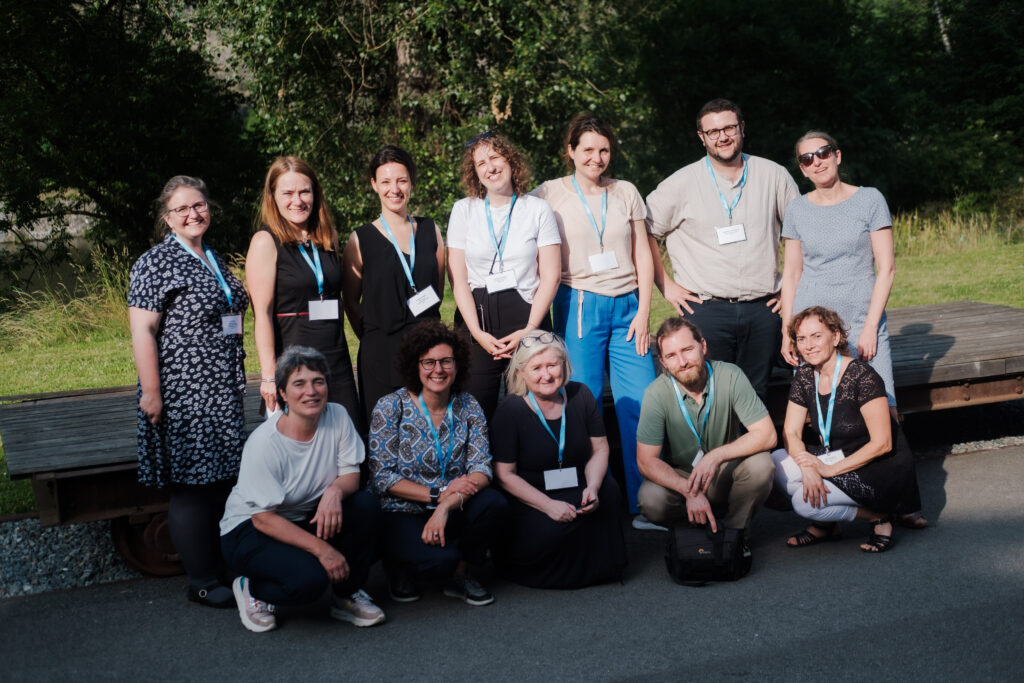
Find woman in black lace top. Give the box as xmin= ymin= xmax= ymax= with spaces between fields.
xmin=771 ymin=306 xmax=918 ymax=553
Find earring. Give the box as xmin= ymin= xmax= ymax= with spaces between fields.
xmin=282 ymin=403 xmax=289 ymax=415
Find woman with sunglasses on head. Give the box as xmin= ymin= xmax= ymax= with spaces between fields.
xmin=342 ymin=145 xmax=445 ymax=427
xmin=779 ymin=132 xmax=926 ymax=528
xmin=533 ymin=113 xmax=657 ymax=527
xmin=368 ymin=320 xmax=507 ymax=606
xmin=490 ymin=331 xmax=627 ymax=589
xmin=246 ymin=157 xmax=363 ymax=432
xmin=447 ymin=131 xmax=562 ymax=420
xmin=129 ymin=175 xmax=249 ymax=607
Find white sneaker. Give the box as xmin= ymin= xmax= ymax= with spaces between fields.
xmin=330 ymin=589 xmax=386 ymax=627
xmin=632 ymin=514 xmax=668 ymax=531
xmin=232 ymin=576 xmax=276 ymax=633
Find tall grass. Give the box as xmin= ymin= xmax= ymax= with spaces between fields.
xmin=892 ymin=196 xmax=1024 ymax=257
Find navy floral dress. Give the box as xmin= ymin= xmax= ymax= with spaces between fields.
xmin=128 ymin=235 xmax=249 ymax=487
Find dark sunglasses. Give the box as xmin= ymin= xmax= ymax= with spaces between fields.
xmin=798 ymin=145 xmax=835 ymax=167
xmin=464 ymin=130 xmax=496 ymax=148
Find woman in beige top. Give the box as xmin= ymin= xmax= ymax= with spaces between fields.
xmin=533 ymin=113 xmax=656 ymax=521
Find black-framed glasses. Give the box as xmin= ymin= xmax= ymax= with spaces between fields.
xmin=167 ymin=201 xmax=209 ymax=217
xmin=464 ymin=130 xmax=496 ymax=148
xmin=419 ymin=357 xmax=456 ymax=371
xmin=518 ymin=332 xmax=557 ymax=349
xmin=700 ymin=124 xmax=740 ymax=141
xmin=798 ymin=145 xmax=835 ymax=167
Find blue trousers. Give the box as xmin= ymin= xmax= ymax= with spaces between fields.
xmin=553 ymin=285 xmax=656 ymax=513
xmin=220 ymin=489 xmax=381 ymax=606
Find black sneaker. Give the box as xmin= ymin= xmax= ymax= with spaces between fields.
xmin=388 ymin=572 xmax=421 ymax=603
xmin=443 ymin=573 xmax=494 ymax=606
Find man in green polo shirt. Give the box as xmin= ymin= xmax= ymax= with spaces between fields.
xmin=636 ymin=317 xmax=776 ymax=533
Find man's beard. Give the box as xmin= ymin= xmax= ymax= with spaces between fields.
xmin=707 ymin=136 xmax=743 ymax=164
xmin=675 ymin=362 xmax=708 ymax=392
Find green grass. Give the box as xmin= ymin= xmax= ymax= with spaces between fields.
xmin=1 ymin=207 xmax=1022 ymax=515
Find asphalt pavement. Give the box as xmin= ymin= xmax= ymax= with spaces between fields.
xmin=2 ymin=448 xmax=1022 ymax=682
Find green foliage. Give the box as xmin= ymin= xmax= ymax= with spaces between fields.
xmin=0 ymin=0 xmax=263 ymax=265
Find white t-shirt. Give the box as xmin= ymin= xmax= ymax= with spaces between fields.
xmin=445 ymin=194 xmax=561 ymax=303
xmin=219 ymin=403 xmax=365 ymax=535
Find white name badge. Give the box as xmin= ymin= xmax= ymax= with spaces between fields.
xmin=308 ymin=298 xmax=340 ymax=321
xmin=691 ymin=449 xmax=705 ymax=467
xmin=485 ymin=269 xmax=518 ymax=294
xmin=715 ymin=223 xmax=746 ymax=245
xmin=221 ymin=314 xmax=243 ymax=336
xmin=407 ymin=285 xmax=440 ymax=316
xmin=543 ymin=467 xmax=579 ymax=491
xmin=589 ymin=250 xmax=619 ymax=273
xmin=818 ymin=449 xmax=845 ymax=466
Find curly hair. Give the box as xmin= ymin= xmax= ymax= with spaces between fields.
xmin=563 ymin=113 xmax=617 ymax=175
xmin=789 ymin=306 xmax=850 ymax=357
xmin=395 ymin=320 xmax=472 ymax=395
xmin=504 ymin=331 xmax=573 ymax=397
xmin=460 ymin=132 xmax=531 ymax=199
xmin=258 ymin=156 xmax=337 ymax=252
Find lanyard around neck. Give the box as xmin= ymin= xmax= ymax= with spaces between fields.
xmin=571 ymin=175 xmax=608 ymax=250
xmin=296 ymin=242 xmax=324 ymax=297
xmin=526 ymin=388 xmax=567 ymax=468
xmin=379 ymin=213 xmax=417 ymax=292
xmin=484 ymin=193 xmax=517 ymax=269
xmin=813 ymin=352 xmax=843 ymax=450
xmin=171 ymin=234 xmax=233 ymax=307
xmin=671 ymin=362 xmax=715 ymax=452
xmin=704 ymin=153 xmax=749 ymax=222
xmin=418 ymin=394 xmax=455 ymax=480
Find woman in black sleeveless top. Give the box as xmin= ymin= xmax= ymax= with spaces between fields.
xmin=343 ymin=146 xmax=445 ymax=426
xmin=245 ymin=156 xmax=363 ymax=432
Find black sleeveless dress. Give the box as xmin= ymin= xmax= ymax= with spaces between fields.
xmin=355 ymin=217 xmax=441 ymax=425
xmin=262 ymin=227 xmax=363 ymax=433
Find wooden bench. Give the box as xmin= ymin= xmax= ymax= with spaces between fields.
xmin=2 ymin=301 xmax=1022 ymax=573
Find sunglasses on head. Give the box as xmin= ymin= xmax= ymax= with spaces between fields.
xmin=517 ymin=331 xmax=557 ymax=349
xmin=464 ymin=130 xmax=496 ymax=148
xmin=798 ymin=144 xmax=835 ymax=167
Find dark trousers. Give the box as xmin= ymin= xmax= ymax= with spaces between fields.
xmin=454 ymin=287 xmax=552 ymax=419
xmin=220 ymin=489 xmax=381 ymax=606
xmin=687 ymin=299 xmax=781 ymax=403
xmin=381 ymin=488 xmax=508 ymax=581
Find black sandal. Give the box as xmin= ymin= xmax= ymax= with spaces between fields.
xmin=861 ymin=515 xmax=895 ymax=553
xmin=787 ymin=522 xmax=842 ymax=548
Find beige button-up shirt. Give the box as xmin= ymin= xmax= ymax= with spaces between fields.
xmin=646 ymin=155 xmax=798 ymax=300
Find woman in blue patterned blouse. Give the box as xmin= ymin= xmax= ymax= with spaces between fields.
xmin=368 ymin=320 xmax=508 ymax=606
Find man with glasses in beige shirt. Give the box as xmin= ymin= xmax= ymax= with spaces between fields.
xmin=646 ymin=98 xmax=798 ymax=402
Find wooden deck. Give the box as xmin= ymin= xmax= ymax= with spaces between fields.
xmin=1 ymin=301 xmax=1022 ymax=526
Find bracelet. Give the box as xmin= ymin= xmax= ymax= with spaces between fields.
xmin=260 ymin=378 xmax=276 ymax=383
xmin=456 ymin=492 xmax=466 ymax=510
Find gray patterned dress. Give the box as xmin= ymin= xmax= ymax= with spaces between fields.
xmin=783 ymin=187 xmax=896 ymax=405
xmin=128 ymin=235 xmax=249 ymax=487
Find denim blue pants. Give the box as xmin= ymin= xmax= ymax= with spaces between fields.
xmin=553 ymin=285 xmax=656 ymax=513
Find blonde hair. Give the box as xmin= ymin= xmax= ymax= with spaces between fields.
xmin=504 ymin=332 xmax=573 ymax=397
xmin=258 ymin=156 xmax=337 ymax=251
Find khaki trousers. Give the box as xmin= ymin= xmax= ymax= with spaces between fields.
xmin=638 ymin=451 xmax=775 ymax=530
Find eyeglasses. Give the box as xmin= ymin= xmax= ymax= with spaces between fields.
xmin=797 ymin=145 xmax=835 ymax=167
xmin=464 ymin=131 xmax=496 ymax=148
xmin=518 ymin=332 xmax=557 ymax=349
xmin=419 ymin=357 xmax=456 ymax=370
xmin=167 ymin=201 xmax=209 ymax=217
xmin=700 ymin=124 xmax=740 ymax=141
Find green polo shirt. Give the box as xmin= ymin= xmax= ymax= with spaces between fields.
xmin=636 ymin=360 xmax=768 ymax=471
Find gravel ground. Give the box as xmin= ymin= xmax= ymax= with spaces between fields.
xmin=2 ymin=399 xmax=1022 ymax=600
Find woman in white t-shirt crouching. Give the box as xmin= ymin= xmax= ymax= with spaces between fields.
xmin=446 ymin=131 xmax=562 ymax=419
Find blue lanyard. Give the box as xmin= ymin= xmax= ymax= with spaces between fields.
xmin=484 ymin=194 xmax=517 ymax=269
xmin=704 ymin=153 xmax=749 ymax=222
xmin=418 ymin=395 xmax=455 ymax=480
xmin=171 ymin=234 xmax=234 ymax=307
xmin=571 ymin=175 xmax=608 ymax=249
xmin=813 ymin=353 xmax=843 ymax=450
xmin=670 ymin=362 xmax=715 ymax=452
xmin=296 ymin=242 xmax=324 ymax=297
xmin=526 ymin=389 xmax=567 ymax=468
xmin=379 ymin=213 xmax=417 ymax=292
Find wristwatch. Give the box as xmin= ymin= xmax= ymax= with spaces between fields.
xmin=429 ymin=486 xmax=440 ymax=506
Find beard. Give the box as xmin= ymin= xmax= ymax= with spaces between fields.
xmin=706 ymin=134 xmax=744 ymax=163
xmin=673 ymin=362 xmax=708 ymax=393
